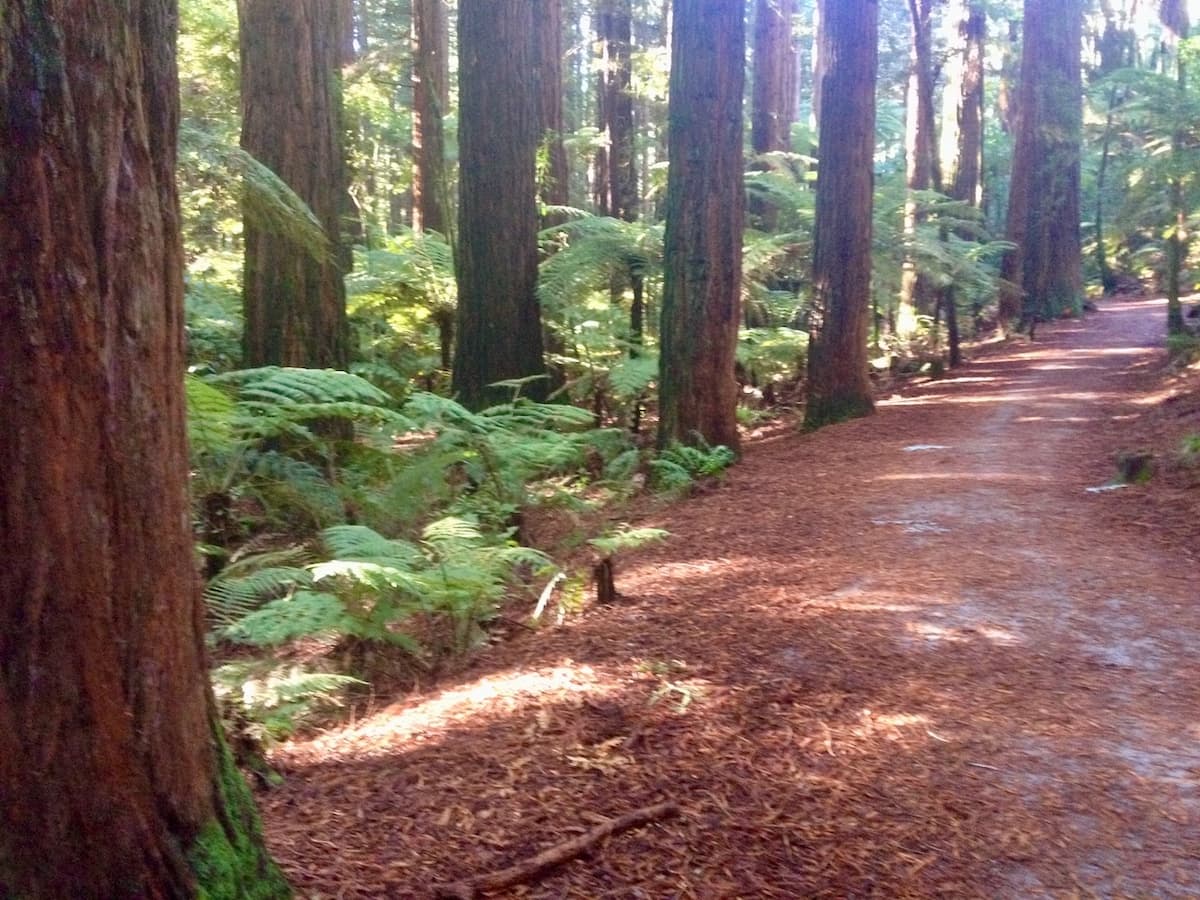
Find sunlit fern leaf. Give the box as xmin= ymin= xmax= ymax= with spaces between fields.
xmin=588 ymin=526 xmax=669 ymax=558
xmin=607 ymin=354 xmax=659 ymax=400
xmin=224 ymin=590 xmax=347 ymax=646
xmin=179 ymin=123 xmax=329 ymax=263
xmin=204 ymin=563 xmax=313 ymax=629
xmin=186 ymin=374 xmax=236 ymax=456
xmin=321 ymin=524 xmax=424 ymax=567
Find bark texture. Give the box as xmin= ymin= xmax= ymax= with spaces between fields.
xmin=0 ymin=3 xmax=287 ymax=897
xmin=752 ymin=0 xmax=797 ymax=154
xmin=413 ymin=0 xmax=450 ymax=235
xmin=657 ymin=0 xmax=745 ymax=451
xmin=453 ymin=0 xmax=546 ymax=409
xmin=1000 ymin=0 xmax=1083 ymax=329
xmin=239 ymin=0 xmax=350 ymax=368
xmin=805 ymin=0 xmax=878 ymax=429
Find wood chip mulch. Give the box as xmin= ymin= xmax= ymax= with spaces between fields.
xmin=260 ymin=297 xmax=1200 ymax=898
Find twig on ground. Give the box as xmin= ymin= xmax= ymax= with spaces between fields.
xmin=432 ymin=800 xmax=681 ymax=899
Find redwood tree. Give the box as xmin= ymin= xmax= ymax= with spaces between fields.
xmin=536 ymin=0 xmax=571 ymax=216
xmin=657 ymin=0 xmax=745 ymax=451
xmin=595 ymin=0 xmax=638 ymax=221
xmin=752 ymin=0 xmax=797 ymax=155
xmin=897 ymin=0 xmax=939 ymax=341
xmin=239 ymin=0 xmax=351 ymax=368
xmin=805 ymin=0 xmax=878 ymax=429
xmin=453 ymin=0 xmax=547 ymax=408
xmin=413 ymin=0 xmax=450 ymax=235
xmin=939 ymin=0 xmax=985 ymax=365
xmin=0 ymin=4 xmax=287 ymax=897
xmin=1000 ymin=0 xmax=1083 ymax=330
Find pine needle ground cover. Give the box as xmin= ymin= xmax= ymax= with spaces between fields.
xmin=257 ymin=300 xmax=1200 ymax=897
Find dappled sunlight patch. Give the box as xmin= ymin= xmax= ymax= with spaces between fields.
xmin=874 ymin=470 xmax=1050 ymax=484
xmin=275 ymin=662 xmax=627 ymax=765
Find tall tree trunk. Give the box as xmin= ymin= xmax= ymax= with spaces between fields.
xmin=939 ymin=0 xmax=985 ymax=366
xmin=805 ymin=0 xmax=878 ymax=429
xmin=596 ymin=0 xmax=638 ymax=221
xmin=1093 ymin=16 xmax=1131 ymax=294
xmin=413 ymin=0 xmax=450 ymax=236
xmin=240 ymin=0 xmax=351 ymax=369
xmin=454 ymin=0 xmax=546 ymax=409
xmin=0 ymin=4 xmax=288 ymax=897
xmin=897 ymin=0 xmax=939 ymax=342
xmin=752 ymin=0 xmax=797 ymax=154
xmin=1161 ymin=0 xmax=1189 ymax=335
xmin=1000 ymin=0 xmax=1083 ymax=331
xmin=657 ymin=0 xmax=745 ymax=451
xmin=536 ymin=0 xmax=571 ymax=218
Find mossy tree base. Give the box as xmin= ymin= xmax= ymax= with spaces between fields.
xmin=189 ymin=728 xmax=291 ymax=900
xmin=804 ymin=394 xmax=875 ymax=431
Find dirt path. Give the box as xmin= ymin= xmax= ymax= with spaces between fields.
xmin=263 ymin=298 xmax=1200 ymax=898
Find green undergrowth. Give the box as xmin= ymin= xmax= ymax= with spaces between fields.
xmin=187 ymin=366 xmax=732 ymax=743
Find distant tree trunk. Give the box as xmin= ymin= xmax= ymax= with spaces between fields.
xmin=240 ymin=0 xmax=351 ymax=368
xmin=1093 ymin=14 xmax=1131 ymax=293
xmin=939 ymin=0 xmax=985 ymax=366
xmin=454 ymin=0 xmax=546 ymax=409
xmin=997 ymin=18 xmax=1020 ymax=135
xmin=413 ymin=0 xmax=450 ymax=236
xmin=897 ymin=0 xmax=939 ymax=342
xmin=805 ymin=0 xmax=878 ymax=429
xmin=1161 ymin=0 xmax=1189 ymax=335
xmin=1000 ymin=0 xmax=1083 ymax=331
xmin=657 ymin=0 xmax=745 ymax=451
xmin=596 ymin=0 xmax=638 ymax=221
xmin=536 ymin=0 xmax=571 ymax=218
xmin=752 ymin=0 xmax=797 ymax=154
xmin=0 ymin=4 xmax=288 ymax=897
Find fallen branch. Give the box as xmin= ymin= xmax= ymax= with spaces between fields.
xmin=432 ymin=800 xmax=680 ymax=899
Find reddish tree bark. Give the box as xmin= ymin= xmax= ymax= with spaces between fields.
xmin=453 ymin=0 xmax=547 ymax=409
xmin=657 ymin=0 xmax=745 ymax=451
xmin=0 ymin=3 xmax=287 ymax=897
xmin=805 ymin=0 xmax=878 ymax=429
xmin=752 ymin=0 xmax=797 ymax=154
xmin=1000 ymin=0 xmax=1083 ymax=330
xmin=239 ymin=0 xmax=351 ymax=368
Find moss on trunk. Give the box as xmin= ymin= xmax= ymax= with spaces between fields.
xmin=189 ymin=728 xmax=290 ymax=900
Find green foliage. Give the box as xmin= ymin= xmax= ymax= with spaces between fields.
xmin=212 ymin=661 xmax=363 ymax=742
xmin=650 ymin=442 xmax=736 ymax=493
xmin=217 ymin=519 xmax=554 ymax=661
xmin=588 ymin=525 xmax=669 ymax=558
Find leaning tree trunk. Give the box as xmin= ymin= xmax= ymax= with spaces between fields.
xmin=657 ymin=0 xmax=745 ymax=452
xmin=0 ymin=4 xmax=288 ymax=897
xmin=805 ymin=0 xmax=878 ymax=429
xmin=239 ymin=0 xmax=351 ymax=369
xmin=413 ymin=0 xmax=450 ymax=236
xmin=1000 ymin=0 xmax=1083 ymax=331
xmin=453 ymin=0 xmax=547 ymax=409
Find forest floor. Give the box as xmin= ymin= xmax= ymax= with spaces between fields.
xmin=262 ymin=296 xmax=1200 ymax=899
